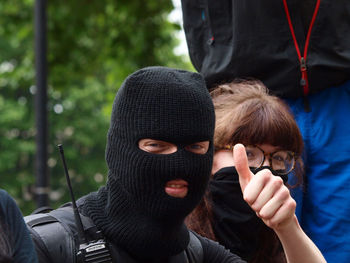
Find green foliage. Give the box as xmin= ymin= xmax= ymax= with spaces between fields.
xmin=0 ymin=0 xmax=192 ymax=214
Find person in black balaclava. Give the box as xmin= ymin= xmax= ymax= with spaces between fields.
xmin=26 ymin=66 xmax=248 ymax=263
xmin=80 ymin=66 xmax=214 ymax=260
xmin=77 ymin=66 xmax=248 ymax=262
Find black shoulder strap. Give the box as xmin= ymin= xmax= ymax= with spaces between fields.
xmin=25 ymin=204 xmax=107 ymax=263
xmin=25 ymin=204 xmax=97 ymax=263
xmin=25 ymin=210 xmax=76 ymax=263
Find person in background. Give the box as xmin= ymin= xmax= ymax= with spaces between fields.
xmin=0 ymin=189 xmax=38 ymax=263
xmin=181 ymin=1 xmax=350 ymax=261
xmin=186 ymin=80 xmax=326 ymax=263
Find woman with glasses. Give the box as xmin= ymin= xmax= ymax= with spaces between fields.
xmin=186 ymin=80 xmax=325 ymax=263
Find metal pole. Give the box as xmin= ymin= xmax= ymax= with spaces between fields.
xmin=34 ymin=0 xmax=49 ymax=207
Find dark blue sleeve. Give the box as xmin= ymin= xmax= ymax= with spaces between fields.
xmin=0 ymin=189 xmax=38 ymax=263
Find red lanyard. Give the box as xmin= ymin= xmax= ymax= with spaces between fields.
xmin=282 ymin=0 xmax=321 ymax=96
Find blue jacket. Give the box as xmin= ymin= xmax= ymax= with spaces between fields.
xmin=0 ymin=189 xmax=38 ymax=263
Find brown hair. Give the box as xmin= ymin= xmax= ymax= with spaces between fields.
xmin=211 ymin=79 xmax=304 ymax=184
xmin=186 ymin=79 xmax=304 ymax=263
xmin=212 ymin=80 xmax=303 ymax=156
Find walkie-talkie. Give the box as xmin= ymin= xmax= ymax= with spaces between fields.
xmin=58 ymin=144 xmax=113 ymax=263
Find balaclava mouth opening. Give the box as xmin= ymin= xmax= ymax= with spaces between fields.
xmin=81 ymin=66 xmax=215 ymax=259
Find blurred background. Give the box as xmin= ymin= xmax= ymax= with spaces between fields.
xmin=0 ymin=0 xmax=192 ymax=214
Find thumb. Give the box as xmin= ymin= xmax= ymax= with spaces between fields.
xmin=233 ymin=144 xmax=253 ymax=192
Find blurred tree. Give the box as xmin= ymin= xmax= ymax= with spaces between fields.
xmin=0 ymin=0 xmax=191 ymax=214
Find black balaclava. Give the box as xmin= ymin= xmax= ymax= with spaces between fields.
xmin=209 ymin=166 xmax=287 ymax=261
xmin=81 ymin=66 xmax=215 ymax=260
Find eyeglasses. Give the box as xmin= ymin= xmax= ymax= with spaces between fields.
xmin=224 ymin=145 xmax=296 ymax=175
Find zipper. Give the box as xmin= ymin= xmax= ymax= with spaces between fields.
xmin=282 ymin=0 xmax=321 ymax=100
xmin=300 ymin=57 xmax=308 ymax=94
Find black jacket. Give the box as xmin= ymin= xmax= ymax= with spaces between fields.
xmin=25 ymin=203 xmax=246 ymax=263
xmin=181 ymin=0 xmax=350 ymax=98
xmin=25 ymin=205 xmax=203 ymax=263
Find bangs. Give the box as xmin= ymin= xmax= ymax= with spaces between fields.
xmin=228 ymin=99 xmax=303 ymax=155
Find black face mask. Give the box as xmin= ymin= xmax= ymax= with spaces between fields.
xmin=82 ymin=67 xmax=215 ymax=260
xmin=209 ymin=166 xmax=286 ymax=261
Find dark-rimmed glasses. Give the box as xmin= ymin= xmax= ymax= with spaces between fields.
xmin=224 ymin=145 xmax=296 ymax=175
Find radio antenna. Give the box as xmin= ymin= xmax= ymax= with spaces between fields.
xmin=58 ymin=144 xmax=87 ymax=243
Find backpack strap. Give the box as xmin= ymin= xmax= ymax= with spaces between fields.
xmin=25 ymin=203 xmax=107 ymax=263
xmin=25 ymin=211 xmax=76 ymax=263
xmin=58 ymin=203 xmax=103 ymax=240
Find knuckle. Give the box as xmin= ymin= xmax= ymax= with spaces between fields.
xmin=258 ymin=209 xmax=269 ymax=219
xmin=244 ymin=195 xmax=254 ymax=206
xmin=243 ymin=193 xmax=252 ymax=203
xmin=251 ymin=202 xmax=260 ymax=212
xmin=258 ymin=170 xmax=272 ymax=183
xmin=272 ymin=177 xmax=283 ymax=188
xmin=286 ymin=199 xmax=297 ymax=210
xmin=261 ymin=169 xmax=272 ymax=178
xmin=278 ymin=186 xmax=290 ymax=199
